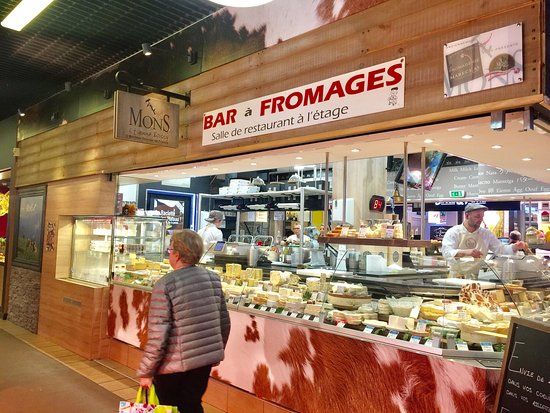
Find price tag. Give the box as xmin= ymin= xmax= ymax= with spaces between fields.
xmin=269 ymin=308 xmax=277 ymax=314
xmin=290 ymin=312 xmax=299 ymax=318
xmin=455 ymin=340 xmax=469 ymax=351
xmin=363 ymin=325 xmax=375 ymax=334
xmin=480 ymin=342 xmax=494 ymax=352
xmin=336 ymin=321 xmax=346 ymax=328
xmin=242 ymin=281 xmax=248 ymax=287
xmin=340 ymin=227 xmax=349 ymax=236
xmin=358 ymin=226 xmax=368 ymax=237
xmin=387 ymin=330 xmax=399 ymax=339
xmin=424 ymin=339 xmax=433 ymax=347
xmin=260 ymin=306 xmax=267 ymax=312
xmin=312 ymin=316 xmax=320 ymax=323
xmin=310 ymin=292 xmax=318 ymax=301
xmin=416 ymin=320 xmax=428 ymax=332
xmin=244 ymin=302 xmax=252 ymax=308
xmin=409 ymin=335 xmax=422 ymax=344
xmin=409 ymin=306 xmax=420 ymax=319
xmin=281 ymin=310 xmax=290 ymax=316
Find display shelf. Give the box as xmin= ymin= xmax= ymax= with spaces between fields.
xmin=318 ymin=236 xmax=432 ymax=248
xmin=202 ymin=188 xmax=329 ymax=199
xmin=113 ymin=236 xmax=162 ymax=241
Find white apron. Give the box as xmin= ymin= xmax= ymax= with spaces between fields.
xmin=448 ymin=229 xmax=488 ymax=278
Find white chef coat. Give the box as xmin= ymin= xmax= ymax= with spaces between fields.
xmin=441 ymin=224 xmax=514 ymax=277
xmin=197 ymin=223 xmax=223 ymax=248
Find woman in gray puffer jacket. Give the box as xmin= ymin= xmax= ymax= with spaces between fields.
xmin=138 ymin=229 xmax=230 ymax=413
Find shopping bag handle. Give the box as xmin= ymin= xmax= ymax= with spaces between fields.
xmin=136 ymin=384 xmax=160 ymax=406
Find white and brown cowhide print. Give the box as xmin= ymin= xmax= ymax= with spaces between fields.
xmin=108 ymin=288 xmax=498 ymax=413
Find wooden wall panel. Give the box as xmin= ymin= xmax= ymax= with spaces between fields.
xmin=15 ymin=0 xmax=543 ymax=188
xmin=38 ymin=175 xmax=116 ymax=359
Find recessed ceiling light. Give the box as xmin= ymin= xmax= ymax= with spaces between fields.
xmin=351 ymin=148 xmax=360 ymax=153
xmin=461 ymin=134 xmax=473 ymax=140
xmin=295 ymin=156 xmax=303 ymax=160
xmin=154 ymin=174 xmax=159 ymax=178
xmin=250 ymin=162 xmax=257 ymax=166
xmin=522 ymin=157 xmax=532 ymax=161
xmin=546 ymin=168 xmax=550 ymax=171
xmin=491 ymin=145 xmax=502 ymax=149
xmin=424 ymin=139 xmax=434 ymax=144
xmin=180 ymin=172 xmax=187 ymax=175
xmin=212 ymin=167 xmax=219 ymax=171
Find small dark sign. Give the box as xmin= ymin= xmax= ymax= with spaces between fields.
xmin=369 ymin=195 xmax=386 ymax=213
xmin=446 ymin=43 xmax=484 ymax=88
xmin=493 ymin=317 xmax=550 ymax=413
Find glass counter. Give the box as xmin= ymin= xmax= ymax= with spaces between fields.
xmin=201 ymin=237 xmax=550 ymax=357
xmin=111 ymin=216 xmax=168 ymax=290
xmin=70 ymin=216 xmax=113 ymax=285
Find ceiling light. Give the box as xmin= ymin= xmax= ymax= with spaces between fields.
xmin=180 ymin=172 xmax=187 ymax=175
xmin=17 ymin=108 xmax=25 ymax=117
xmin=295 ymin=156 xmax=303 ymax=160
xmin=141 ymin=43 xmax=152 ymax=56
xmin=546 ymin=168 xmax=550 ymax=171
xmin=423 ymin=139 xmax=434 ymax=144
xmin=1 ymin=0 xmax=54 ymax=31
xmin=250 ymin=162 xmax=257 ymax=166
xmin=461 ymin=134 xmax=473 ymax=140
xmin=522 ymin=157 xmax=532 ymax=161
xmin=154 ymin=174 xmax=159 ymax=178
xmin=207 ymin=0 xmax=275 ymax=7
xmin=491 ymin=145 xmax=502 ymax=149
xmin=351 ymin=148 xmax=360 ymax=153
xmin=212 ymin=167 xmax=219 ymax=171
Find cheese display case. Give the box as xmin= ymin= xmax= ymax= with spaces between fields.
xmin=70 ymin=216 xmax=113 ymax=286
xmin=204 ymin=238 xmax=550 ymax=357
xmin=111 ymin=216 xmax=168 ymax=290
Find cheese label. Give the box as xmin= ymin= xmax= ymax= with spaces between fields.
xmin=416 ymin=320 xmax=428 ymax=332
xmin=363 ymin=325 xmax=375 ymax=334
xmin=313 ymin=316 xmax=320 ymax=323
xmin=387 ymin=330 xmax=399 ymax=339
xmin=409 ymin=306 xmax=420 ymax=319
xmin=424 ymin=339 xmax=433 ymax=347
xmin=260 ymin=306 xmax=267 ymax=311
xmin=336 ymin=321 xmax=346 ymax=328
xmin=409 ymin=335 xmax=422 ymax=344
xmin=269 ymin=308 xmax=277 ymax=313
xmin=480 ymin=342 xmax=494 ymax=352
xmin=456 ymin=340 xmax=469 ymax=351
xmin=310 ymin=292 xmax=318 ymax=301
xmin=290 ymin=312 xmax=299 ymax=318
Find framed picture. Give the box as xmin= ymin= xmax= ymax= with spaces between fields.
xmin=13 ymin=186 xmax=46 ymax=271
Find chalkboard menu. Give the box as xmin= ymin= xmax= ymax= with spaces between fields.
xmin=494 ymin=317 xmax=550 ymax=413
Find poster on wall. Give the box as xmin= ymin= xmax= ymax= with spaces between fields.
xmin=202 ymin=57 xmax=405 ymax=146
xmin=444 ymin=23 xmax=523 ymax=98
xmin=13 ymin=187 xmax=46 ymax=271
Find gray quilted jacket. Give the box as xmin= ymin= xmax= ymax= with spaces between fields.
xmin=137 ymin=266 xmax=230 ymax=377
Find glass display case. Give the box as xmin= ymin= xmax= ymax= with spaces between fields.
xmin=111 ymin=216 xmax=168 ymax=290
xmin=203 ymin=237 xmax=550 ymax=357
xmin=70 ymin=216 xmax=113 ymax=286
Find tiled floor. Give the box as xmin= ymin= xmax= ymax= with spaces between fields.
xmin=0 ymin=319 xmax=224 ymax=413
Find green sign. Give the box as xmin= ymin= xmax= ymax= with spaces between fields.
xmin=449 ymin=190 xmax=465 ymax=198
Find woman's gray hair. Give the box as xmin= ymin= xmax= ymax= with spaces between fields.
xmin=171 ymin=229 xmax=204 ymax=265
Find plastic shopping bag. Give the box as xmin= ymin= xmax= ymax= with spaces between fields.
xmin=119 ymin=385 xmax=178 ymax=413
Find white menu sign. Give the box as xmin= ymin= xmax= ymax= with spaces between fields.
xmin=202 ymin=58 xmax=405 ymax=146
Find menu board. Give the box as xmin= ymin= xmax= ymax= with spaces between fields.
xmin=494 ymin=317 xmax=550 ymax=413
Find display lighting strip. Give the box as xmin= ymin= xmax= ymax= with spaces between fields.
xmin=1 ymin=0 xmax=55 ymax=31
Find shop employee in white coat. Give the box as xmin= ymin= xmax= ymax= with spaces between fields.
xmin=198 ymin=210 xmax=224 ymax=248
xmin=441 ymin=203 xmax=527 ymax=278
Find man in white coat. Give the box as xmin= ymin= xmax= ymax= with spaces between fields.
xmin=197 ymin=210 xmax=224 ymax=248
xmin=441 ymin=203 xmax=527 ymax=278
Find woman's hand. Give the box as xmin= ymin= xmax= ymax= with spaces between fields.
xmin=140 ymin=377 xmax=153 ymax=388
